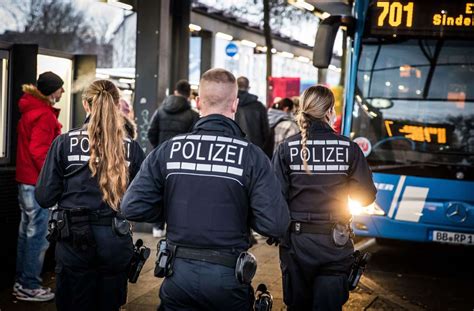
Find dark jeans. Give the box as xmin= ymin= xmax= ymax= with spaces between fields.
xmin=279 ymin=232 xmax=354 ymax=311
xmin=55 ymin=226 xmax=133 ymax=311
xmin=159 ymin=258 xmax=253 ymax=311
xmin=16 ymin=184 xmax=50 ymax=289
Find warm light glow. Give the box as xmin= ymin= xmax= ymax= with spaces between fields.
xmin=256 ymin=46 xmax=268 ymax=52
xmin=349 ymin=199 xmax=385 ymax=216
xmin=216 ymin=32 xmax=233 ymax=41
xmin=322 ymin=12 xmax=331 ymax=19
xmin=189 ymin=24 xmax=202 ymax=32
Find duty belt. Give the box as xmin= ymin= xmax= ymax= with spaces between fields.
xmin=290 ymin=221 xmax=334 ymax=235
xmin=175 ymin=246 xmax=238 ymax=268
xmin=67 ymin=209 xmax=114 ymax=226
xmin=290 ymin=211 xmax=351 ymax=223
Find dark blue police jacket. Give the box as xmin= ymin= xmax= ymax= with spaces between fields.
xmin=272 ymin=120 xmax=376 ymax=223
xmin=35 ymin=122 xmax=145 ymax=213
xmin=122 ymin=114 xmax=290 ymax=249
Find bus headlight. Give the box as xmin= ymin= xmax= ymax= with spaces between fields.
xmin=348 ymin=199 xmax=385 ymax=216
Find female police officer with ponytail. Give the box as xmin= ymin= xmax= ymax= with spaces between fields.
xmin=272 ymin=85 xmax=377 ymax=310
xmin=35 ymin=80 xmax=145 ymax=310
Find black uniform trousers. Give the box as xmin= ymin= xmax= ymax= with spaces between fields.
xmin=54 ymin=226 xmax=133 ymax=311
xmin=279 ymin=232 xmax=354 ymax=311
xmin=159 ymin=258 xmax=253 ymax=311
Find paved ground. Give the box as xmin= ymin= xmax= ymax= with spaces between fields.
xmin=121 ymin=234 xmax=405 ymax=311
xmin=1 ymin=233 xmax=471 ymax=310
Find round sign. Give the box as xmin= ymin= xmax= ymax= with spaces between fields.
xmin=225 ymin=42 xmax=239 ymax=57
xmin=353 ymin=137 xmax=372 ymax=157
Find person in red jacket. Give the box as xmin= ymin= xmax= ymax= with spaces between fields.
xmin=14 ymin=71 xmax=63 ymax=302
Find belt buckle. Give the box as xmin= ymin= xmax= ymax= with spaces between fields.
xmin=294 ymin=222 xmax=301 ymax=234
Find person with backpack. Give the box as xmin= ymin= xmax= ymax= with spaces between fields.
xmin=266 ymin=98 xmax=299 ymax=156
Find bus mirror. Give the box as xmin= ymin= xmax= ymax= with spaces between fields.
xmin=370 ymin=98 xmax=393 ymax=109
xmin=313 ymin=15 xmax=355 ymax=69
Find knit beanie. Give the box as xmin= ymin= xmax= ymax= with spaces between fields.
xmin=37 ymin=71 xmax=64 ymax=96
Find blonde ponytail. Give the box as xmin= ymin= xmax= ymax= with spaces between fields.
xmin=82 ymin=80 xmax=127 ymax=211
xmin=296 ymin=85 xmax=335 ymax=174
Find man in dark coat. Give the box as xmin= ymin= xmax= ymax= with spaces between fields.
xmin=148 ymin=80 xmax=199 ymax=148
xmin=147 ymin=79 xmax=199 ymax=237
xmin=234 ymin=76 xmax=271 ymax=156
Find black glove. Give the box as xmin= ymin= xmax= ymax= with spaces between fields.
xmin=266 ymin=237 xmax=280 ymax=246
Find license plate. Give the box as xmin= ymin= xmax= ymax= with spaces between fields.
xmin=432 ymin=230 xmax=474 ymax=245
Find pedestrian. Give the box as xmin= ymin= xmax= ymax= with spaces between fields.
xmin=14 ymin=71 xmax=64 ymax=302
xmin=266 ymin=98 xmax=299 ymax=155
xmin=121 ymin=68 xmax=290 ymax=310
xmin=235 ymin=76 xmax=271 ymax=157
xmin=147 ymin=79 xmax=199 ymax=238
xmin=35 ymin=80 xmax=145 ymax=310
xmin=272 ymin=85 xmax=377 ymax=310
xmin=291 ymin=96 xmax=300 ymax=113
xmin=119 ymin=98 xmax=137 ymax=139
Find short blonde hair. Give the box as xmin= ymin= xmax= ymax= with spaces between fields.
xmin=199 ymin=68 xmax=237 ymax=109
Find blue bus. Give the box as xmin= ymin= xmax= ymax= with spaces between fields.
xmin=313 ymin=0 xmax=474 ymax=245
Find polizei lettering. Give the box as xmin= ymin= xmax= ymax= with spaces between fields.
xmin=287 ymin=139 xmax=351 ymax=173
xmin=165 ymin=135 xmax=248 ymax=178
xmin=66 ymin=131 xmax=132 ymax=163
xmin=170 ymin=141 xmax=244 ymax=166
xmin=289 ymin=146 xmax=349 ymax=163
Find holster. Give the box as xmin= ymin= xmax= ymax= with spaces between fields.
xmin=47 ymin=209 xmax=70 ymax=242
xmin=235 ymin=251 xmax=257 ymax=285
xmin=154 ymin=239 xmax=176 ymax=278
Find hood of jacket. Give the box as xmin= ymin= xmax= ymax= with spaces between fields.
xmin=162 ymin=95 xmax=191 ymax=114
xmin=193 ymin=114 xmax=245 ymax=138
xmin=19 ymin=84 xmax=60 ymax=117
xmin=237 ymin=90 xmax=259 ymax=107
xmin=267 ymin=108 xmax=293 ymax=128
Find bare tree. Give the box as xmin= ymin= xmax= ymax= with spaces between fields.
xmin=228 ymin=0 xmax=315 ymax=104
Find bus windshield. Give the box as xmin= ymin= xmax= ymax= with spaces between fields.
xmin=351 ymin=39 xmax=474 ymax=179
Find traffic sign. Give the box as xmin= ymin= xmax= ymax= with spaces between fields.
xmin=225 ymin=42 xmax=239 ymax=57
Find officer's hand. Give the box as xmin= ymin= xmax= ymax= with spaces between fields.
xmin=266 ymin=237 xmax=280 ymax=246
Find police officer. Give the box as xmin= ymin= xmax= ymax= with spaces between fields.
xmin=272 ymin=85 xmax=377 ymax=310
xmin=35 ymin=80 xmax=145 ymax=311
xmin=121 ymin=68 xmax=290 ymax=310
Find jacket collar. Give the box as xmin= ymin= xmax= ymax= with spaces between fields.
xmin=193 ymin=114 xmax=245 ymax=138
xmin=309 ymin=120 xmax=335 ymax=133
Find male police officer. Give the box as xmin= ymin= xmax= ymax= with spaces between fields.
xmin=121 ymin=68 xmax=290 ymax=310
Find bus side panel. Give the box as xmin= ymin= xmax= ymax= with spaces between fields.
xmin=353 ymin=173 xmax=474 ymax=242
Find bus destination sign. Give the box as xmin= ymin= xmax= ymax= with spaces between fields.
xmin=384 ymin=119 xmax=453 ymax=145
xmin=369 ymin=0 xmax=474 ymax=37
